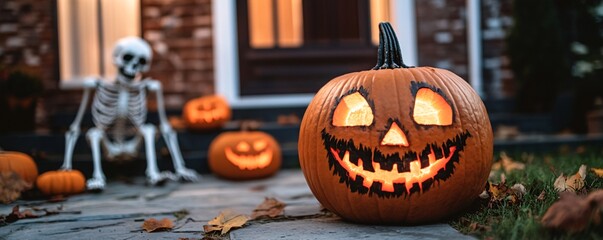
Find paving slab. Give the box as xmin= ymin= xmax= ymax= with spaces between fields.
xmin=0 ymin=170 xmax=471 ymax=239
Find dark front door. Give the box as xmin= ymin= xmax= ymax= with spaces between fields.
xmin=237 ymin=0 xmax=381 ymax=96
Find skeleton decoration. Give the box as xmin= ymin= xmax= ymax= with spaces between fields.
xmin=61 ymin=37 xmax=199 ymax=190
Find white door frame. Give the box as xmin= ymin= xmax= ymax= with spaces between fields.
xmin=212 ymin=0 xmax=419 ymax=109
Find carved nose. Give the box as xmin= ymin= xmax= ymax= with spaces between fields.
xmin=380 ymin=122 xmax=409 ymax=147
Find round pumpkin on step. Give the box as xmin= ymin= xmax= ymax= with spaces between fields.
xmin=183 ymin=95 xmax=232 ymax=130
xmin=209 ymin=126 xmax=281 ymax=180
xmin=36 ymin=170 xmax=86 ymax=196
xmin=0 ymin=151 xmax=38 ymax=184
xmin=298 ymin=22 xmax=493 ymax=224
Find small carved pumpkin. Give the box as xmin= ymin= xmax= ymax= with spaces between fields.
xmin=298 ymin=23 xmax=493 ymax=224
xmin=209 ymin=129 xmax=281 ymax=180
xmin=36 ymin=170 xmax=86 ymax=196
xmin=183 ymin=95 xmax=232 ymax=129
xmin=0 ymin=151 xmax=38 ymax=184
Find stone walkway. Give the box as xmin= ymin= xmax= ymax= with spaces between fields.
xmin=1 ymin=170 xmax=471 ymax=239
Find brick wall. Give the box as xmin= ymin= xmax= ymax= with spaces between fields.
xmin=0 ymin=0 xmax=59 ymax=126
xmin=415 ymin=0 xmax=469 ymax=80
xmin=414 ymin=0 xmax=515 ymax=99
xmin=141 ymin=0 xmax=214 ymax=109
xmin=481 ymin=0 xmax=514 ymax=99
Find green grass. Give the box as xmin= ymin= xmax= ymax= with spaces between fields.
xmin=449 ymin=147 xmax=603 ymax=239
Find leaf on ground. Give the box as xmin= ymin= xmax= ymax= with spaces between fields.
xmin=500 ymin=152 xmax=525 ymax=173
xmin=537 ymin=190 xmax=546 ymax=201
xmin=0 ymin=172 xmax=32 ymax=204
xmin=592 ymin=168 xmax=603 ymax=178
xmin=142 ymin=218 xmax=173 ymax=232
xmin=542 ymin=190 xmax=603 ymax=233
xmin=587 ymin=190 xmax=603 ymax=225
xmin=483 ymin=181 xmax=526 ymax=206
xmin=553 ymin=164 xmax=587 ymax=193
xmin=0 ymin=205 xmax=39 ymax=225
xmin=203 ymin=210 xmax=249 ymax=235
xmin=250 ymin=197 xmax=286 ymax=220
xmin=469 ymin=222 xmax=492 ymax=232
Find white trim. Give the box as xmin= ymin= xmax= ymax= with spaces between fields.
xmin=467 ymin=0 xmax=484 ymax=96
xmin=391 ymin=0 xmax=418 ymax=66
xmin=213 ymin=0 xmax=418 ymax=108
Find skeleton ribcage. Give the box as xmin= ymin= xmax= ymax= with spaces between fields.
xmin=91 ymin=84 xmax=147 ymax=129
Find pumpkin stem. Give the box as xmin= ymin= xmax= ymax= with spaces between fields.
xmin=373 ymin=22 xmax=413 ymax=70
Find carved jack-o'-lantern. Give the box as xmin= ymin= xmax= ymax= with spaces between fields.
xmin=298 ymin=23 xmax=493 ymax=224
xmin=209 ymin=129 xmax=281 ymax=180
xmin=183 ymin=95 xmax=231 ymax=129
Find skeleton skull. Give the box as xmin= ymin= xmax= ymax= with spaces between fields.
xmin=112 ymin=37 xmax=152 ymax=80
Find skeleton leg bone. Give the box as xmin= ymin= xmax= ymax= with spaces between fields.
xmin=140 ymin=124 xmax=176 ymax=185
xmin=62 ymin=85 xmax=94 ymax=170
xmin=61 ymin=128 xmax=79 ymax=170
xmin=160 ymin=123 xmax=200 ymax=181
xmin=148 ymin=79 xmax=200 ymax=182
xmin=86 ymin=127 xmax=107 ymax=190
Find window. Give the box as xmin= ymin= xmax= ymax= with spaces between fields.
xmin=57 ymin=0 xmax=140 ymax=87
xmin=213 ymin=0 xmax=417 ymax=108
xmin=237 ymin=0 xmax=391 ymax=96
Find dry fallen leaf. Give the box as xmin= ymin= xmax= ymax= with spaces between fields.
xmin=0 ymin=205 xmax=39 ymax=225
xmin=500 ymin=152 xmax=525 ymax=173
xmin=251 ymin=197 xmax=286 ymax=220
xmin=592 ymin=168 xmax=603 ymax=178
xmin=483 ymin=181 xmax=526 ymax=206
xmin=537 ymin=190 xmax=546 ymax=201
xmin=587 ymin=190 xmax=603 ymax=225
xmin=203 ymin=210 xmax=249 ymax=235
xmin=554 ymin=165 xmax=587 ymax=193
xmin=480 ymin=181 xmax=526 ymax=207
xmin=542 ymin=190 xmax=603 ymax=233
xmin=142 ymin=218 xmax=173 ymax=232
xmin=0 ymin=172 xmax=32 ymax=204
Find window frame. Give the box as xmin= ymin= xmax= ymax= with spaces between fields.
xmin=57 ymin=0 xmax=142 ymax=89
xmin=213 ymin=0 xmax=419 ymax=108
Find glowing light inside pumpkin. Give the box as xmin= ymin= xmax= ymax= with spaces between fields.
xmin=380 ymin=122 xmax=409 ymax=147
xmin=236 ymin=141 xmax=251 ymax=152
xmin=225 ymin=146 xmax=273 ymax=170
xmin=329 ymin=146 xmax=456 ymax=193
xmin=413 ymin=88 xmax=452 ymax=126
xmin=253 ymin=140 xmax=268 ymax=151
xmin=332 ymin=92 xmax=374 ymax=126
xmin=192 ymin=104 xmax=228 ymax=124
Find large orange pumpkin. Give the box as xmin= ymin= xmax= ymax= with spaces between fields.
xmin=36 ymin=170 xmax=86 ymax=196
xmin=298 ymin=22 xmax=493 ymax=224
xmin=183 ymin=95 xmax=232 ymax=130
xmin=0 ymin=151 xmax=38 ymax=184
xmin=209 ymin=129 xmax=281 ymax=180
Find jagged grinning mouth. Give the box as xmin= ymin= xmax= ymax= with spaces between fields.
xmin=322 ymin=129 xmax=470 ymax=197
xmin=225 ymin=147 xmax=273 ymax=170
xmin=192 ymin=108 xmax=228 ymax=123
xmin=329 ymin=146 xmax=456 ymax=193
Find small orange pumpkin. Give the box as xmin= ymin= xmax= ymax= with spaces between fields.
xmin=0 ymin=151 xmax=38 ymax=184
xmin=183 ymin=95 xmax=232 ymax=129
xmin=298 ymin=23 xmax=493 ymax=224
xmin=36 ymin=170 xmax=86 ymax=196
xmin=209 ymin=128 xmax=281 ymax=180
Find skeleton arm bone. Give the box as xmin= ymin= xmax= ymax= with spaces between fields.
xmin=62 ymin=78 xmax=99 ymax=170
xmin=145 ymin=79 xmax=200 ymax=181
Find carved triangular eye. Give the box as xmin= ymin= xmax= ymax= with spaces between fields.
xmin=332 ymin=92 xmax=374 ymax=127
xmin=413 ymin=88 xmax=453 ymax=126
